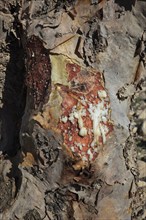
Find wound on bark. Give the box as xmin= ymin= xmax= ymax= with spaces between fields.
xmin=26 ymin=35 xmax=51 ymax=109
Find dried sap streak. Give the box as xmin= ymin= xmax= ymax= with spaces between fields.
xmin=58 ymin=62 xmax=113 ymax=168
xmin=26 ymin=36 xmax=51 ymax=109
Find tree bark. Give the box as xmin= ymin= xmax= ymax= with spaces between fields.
xmin=0 ymin=0 xmax=146 ymax=220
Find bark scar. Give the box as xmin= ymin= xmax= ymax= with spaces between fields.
xmin=26 ymin=35 xmax=51 ymax=109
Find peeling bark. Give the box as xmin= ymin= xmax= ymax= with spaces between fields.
xmin=0 ymin=0 xmax=146 ymax=220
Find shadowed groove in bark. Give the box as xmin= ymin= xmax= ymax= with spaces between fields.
xmin=0 ymin=5 xmax=26 ymax=156
xmin=115 ymin=0 xmax=136 ymax=11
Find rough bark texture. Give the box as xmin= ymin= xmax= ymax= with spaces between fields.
xmin=0 ymin=0 xmax=146 ymax=220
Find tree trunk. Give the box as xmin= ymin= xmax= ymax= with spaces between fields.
xmin=0 ymin=0 xmax=146 ymax=219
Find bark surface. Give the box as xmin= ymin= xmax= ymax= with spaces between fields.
xmin=0 ymin=0 xmax=146 ymax=220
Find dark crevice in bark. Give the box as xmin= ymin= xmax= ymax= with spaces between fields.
xmin=0 ymin=25 xmax=25 ymax=201
xmin=0 ymin=26 xmax=26 ymax=156
xmin=115 ymin=0 xmax=136 ymax=11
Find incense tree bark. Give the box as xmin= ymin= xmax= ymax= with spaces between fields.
xmin=0 ymin=0 xmax=146 ymax=220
